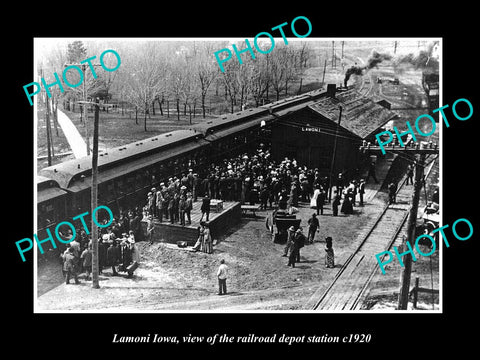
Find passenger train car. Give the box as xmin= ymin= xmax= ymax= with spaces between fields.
xmin=36 ymin=88 xmax=329 ymax=241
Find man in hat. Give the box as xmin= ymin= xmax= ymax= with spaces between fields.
xmin=146 ymin=215 xmax=155 ymax=244
xmin=217 ymin=259 xmax=228 ymax=295
xmin=106 ymin=240 xmax=120 ymax=276
xmin=185 ymin=192 xmax=193 ymax=225
xmin=173 ymin=192 xmax=180 ymax=223
xmin=156 ymin=187 xmax=164 ymax=222
xmin=192 ymin=173 xmax=199 ymax=202
xmin=80 ymin=243 xmax=93 ymax=280
xmin=294 ymin=227 xmax=306 ymax=263
xmin=307 ymin=213 xmax=320 ymax=244
xmin=62 ymin=247 xmax=80 ymax=284
xmin=200 ymin=195 xmax=210 ymax=222
xmin=180 ymin=185 xmax=187 ymax=198
xmin=168 ymin=194 xmax=175 ymax=224
xmin=147 ymin=191 xmax=155 ymax=217
xmin=336 ymin=173 xmax=344 ymax=198
xmin=406 ymin=163 xmax=414 ymax=185
xmin=283 ymin=226 xmax=296 ymax=257
xmin=161 ymin=184 xmax=170 ymax=221
xmin=187 ymin=169 xmax=194 ymax=191
xmin=126 ymin=237 xmax=140 ymax=279
xmin=358 ymin=179 xmax=366 ymax=206
xmin=259 ymin=184 xmax=269 ymax=210
xmin=179 ymin=195 xmax=187 ymax=226
xmin=316 ymin=186 xmax=325 ymax=215
xmin=287 ymin=228 xmax=304 ymax=267
xmin=98 ymin=237 xmax=107 ymax=274
xmin=388 ymin=182 xmax=397 ymax=204
xmin=151 ymin=188 xmax=157 ymax=217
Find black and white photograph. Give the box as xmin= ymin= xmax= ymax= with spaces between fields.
xmin=6 ymin=5 xmax=479 ymax=353
xmin=32 ymin=37 xmax=442 ymax=312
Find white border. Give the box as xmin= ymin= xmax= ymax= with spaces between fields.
xmin=33 ymin=37 xmax=442 ymax=314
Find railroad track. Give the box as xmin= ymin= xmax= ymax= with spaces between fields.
xmin=308 ymin=155 xmax=438 ymax=311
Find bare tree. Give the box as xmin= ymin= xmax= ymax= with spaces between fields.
xmin=269 ymin=46 xmax=287 ymax=101
xmin=250 ymin=55 xmax=271 ymax=106
xmin=123 ymin=42 xmax=164 ymax=131
xmin=196 ymin=43 xmax=218 ymax=118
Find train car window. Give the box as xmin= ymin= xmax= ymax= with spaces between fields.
xmin=81 ymin=190 xmax=91 ymax=213
xmin=108 ymin=180 xmax=118 ymax=198
xmin=135 ymin=172 xmax=144 ymax=190
xmin=126 ymin=174 xmax=135 ymax=194
xmin=38 ymin=203 xmax=54 ymax=229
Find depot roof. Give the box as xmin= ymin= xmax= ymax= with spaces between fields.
xmin=308 ymin=89 xmax=398 ymax=139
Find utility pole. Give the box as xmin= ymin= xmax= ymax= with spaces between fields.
xmin=321 ymin=58 xmax=327 ymax=87
xmin=78 ymin=99 xmax=114 ymax=289
xmin=41 ymin=67 xmax=53 ymax=166
xmin=397 ymin=151 xmax=425 ymax=309
xmin=359 ymin=141 xmax=438 ymax=309
xmin=328 ymin=105 xmax=342 ymax=202
xmin=64 ymin=61 xmax=102 ymax=156
xmin=91 ymin=98 xmax=100 ymax=288
xmin=45 ymin=91 xmax=52 ymax=166
xmin=332 ymin=41 xmax=336 ymax=68
xmin=83 ymin=65 xmax=90 ymax=156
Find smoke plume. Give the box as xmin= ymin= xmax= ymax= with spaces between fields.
xmin=344 ymin=50 xmax=392 ymax=87
xmin=342 ymin=43 xmax=439 ymax=86
xmin=393 ymin=42 xmax=439 ymax=72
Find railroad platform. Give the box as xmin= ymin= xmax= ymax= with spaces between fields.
xmin=303 ymin=154 xmax=438 ymax=311
xmin=141 ymin=199 xmax=241 ymax=245
xmin=361 ymin=154 xmax=396 ymax=203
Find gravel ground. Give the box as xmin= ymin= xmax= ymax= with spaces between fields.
xmin=37 ymin=196 xmax=382 ymax=311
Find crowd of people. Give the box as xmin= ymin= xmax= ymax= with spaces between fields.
xmin=142 ymin=146 xmax=374 ymax=222
xmin=58 ymin=207 xmax=144 ymax=284
xmin=58 ymin=145 xmax=381 ymax=286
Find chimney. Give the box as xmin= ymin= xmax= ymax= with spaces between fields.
xmin=326 ymin=84 xmax=336 ymax=98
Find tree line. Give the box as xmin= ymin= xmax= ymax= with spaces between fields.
xmin=37 ymin=39 xmax=314 ymax=130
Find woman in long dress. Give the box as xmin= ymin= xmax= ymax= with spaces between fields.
xmin=340 ymin=190 xmax=353 ymax=214
xmin=325 ymin=236 xmax=335 ymax=268
xmin=310 ymin=186 xmax=321 ymax=209
xmin=192 ymin=223 xmax=205 ymax=252
xmin=203 ymin=224 xmax=213 ymax=254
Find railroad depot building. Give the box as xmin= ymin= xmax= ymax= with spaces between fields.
xmin=270 ymin=86 xmax=398 ymax=177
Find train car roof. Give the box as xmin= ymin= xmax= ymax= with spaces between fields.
xmin=37 ymin=176 xmax=68 ymax=203
xmin=192 ymin=106 xmax=268 ymax=135
xmin=39 ymin=129 xmax=202 ymax=189
xmin=193 ymin=88 xmax=328 ymax=136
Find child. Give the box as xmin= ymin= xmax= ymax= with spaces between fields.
xmin=325 ymin=237 xmax=335 ymax=268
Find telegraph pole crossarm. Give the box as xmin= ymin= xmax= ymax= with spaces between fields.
xmin=359 ymin=142 xmax=439 ymax=155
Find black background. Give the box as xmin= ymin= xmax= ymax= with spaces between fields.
xmin=6 ymin=4 xmax=477 ymax=355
